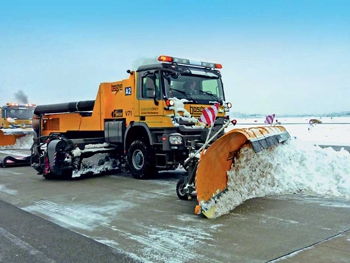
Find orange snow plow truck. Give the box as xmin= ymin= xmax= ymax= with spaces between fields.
xmin=0 ymin=103 xmax=36 ymax=146
xmin=30 ymin=55 xmax=290 ymax=218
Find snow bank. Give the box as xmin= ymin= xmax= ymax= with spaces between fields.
xmin=206 ymin=139 xmax=350 ymax=218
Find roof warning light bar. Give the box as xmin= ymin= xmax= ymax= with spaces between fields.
xmin=158 ymin=55 xmax=222 ymax=69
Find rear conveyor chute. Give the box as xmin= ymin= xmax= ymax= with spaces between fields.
xmin=194 ymin=125 xmax=290 ymax=219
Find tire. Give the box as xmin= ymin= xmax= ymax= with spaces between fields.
xmin=176 ymin=178 xmax=190 ymax=200
xmin=127 ymin=140 xmax=157 ymax=179
xmin=43 ymin=173 xmax=55 ymax=180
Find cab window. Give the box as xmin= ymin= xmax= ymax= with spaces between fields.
xmin=141 ymin=73 xmax=160 ymax=99
xmin=202 ymin=79 xmax=220 ymax=95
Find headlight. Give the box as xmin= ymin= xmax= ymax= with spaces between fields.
xmin=169 ymin=135 xmax=183 ymax=145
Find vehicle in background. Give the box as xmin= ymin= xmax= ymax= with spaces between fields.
xmin=0 ymin=103 xmax=36 ymax=147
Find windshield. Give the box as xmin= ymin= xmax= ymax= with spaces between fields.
xmin=4 ymin=107 xmax=34 ymax=120
xmin=162 ymin=70 xmax=224 ymax=103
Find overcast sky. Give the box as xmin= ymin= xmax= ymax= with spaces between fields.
xmin=0 ymin=0 xmax=349 ymax=115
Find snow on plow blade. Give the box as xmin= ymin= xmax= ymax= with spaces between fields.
xmin=195 ymin=125 xmax=290 ymax=219
xmin=0 ymin=129 xmax=34 ymax=147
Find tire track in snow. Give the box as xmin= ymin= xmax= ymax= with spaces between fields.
xmin=21 ymin=197 xmax=224 ymax=262
xmin=23 ymin=200 xmax=135 ymax=231
xmin=110 ymin=223 xmax=222 ymax=263
xmin=0 ymin=184 xmax=18 ymax=195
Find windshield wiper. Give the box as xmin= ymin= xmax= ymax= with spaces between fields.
xmin=169 ymin=88 xmax=197 ymax=103
xmin=198 ymin=90 xmax=222 ymax=103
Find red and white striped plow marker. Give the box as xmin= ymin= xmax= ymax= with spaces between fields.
xmin=198 ymin=103 xmax=220 ymax=127
xmin=265 ymin=114 xmax=275 ymax=125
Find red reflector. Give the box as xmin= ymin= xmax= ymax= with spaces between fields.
xmin=162 ymin=136 xmax=167 ymax=141
xmin=232 ymin=119 xmax=237 ymax=125
xmin=158 ymin=55 xmax=173 ymax=62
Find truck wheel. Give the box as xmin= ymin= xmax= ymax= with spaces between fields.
xmin=127 ymin=140 xmax=156 ymax=179
xmin=43 ymin=173 xmax=55 ymax=180
xmin=176 ymin=178 xmax=190 ymax=200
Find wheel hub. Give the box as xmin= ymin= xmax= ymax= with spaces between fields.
xmin=132 ymin=149 xmax=144 ymax=170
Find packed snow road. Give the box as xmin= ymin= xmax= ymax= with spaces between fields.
xmin=0 ymin=150 xmax=349 ymax=262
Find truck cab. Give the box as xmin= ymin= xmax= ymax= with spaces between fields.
xmin=0 ymin=103 xmax=36 ymax=129
xmin=125 ymin=55 xmax=231 ymax=178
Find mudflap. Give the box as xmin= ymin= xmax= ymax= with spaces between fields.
xmin=194 ymin=125 xmax=290 ymax=219
xmin=0 ymin=155 xmax=31 ymax=168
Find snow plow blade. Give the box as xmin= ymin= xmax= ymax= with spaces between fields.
xmin=195 ymin=125 xmax=290 ymax=219
xmin=0 ymin=129 xmax=34 ymax=147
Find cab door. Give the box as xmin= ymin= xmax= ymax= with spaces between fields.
xmin=136 ymin=71 xmax=165 ymax=128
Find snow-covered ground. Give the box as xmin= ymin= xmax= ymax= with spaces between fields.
xmin=1 ymin=116 xmax=350 ymax=219
xmin=1 ymin=117 xmax=349 ymax=262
